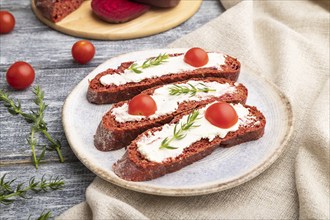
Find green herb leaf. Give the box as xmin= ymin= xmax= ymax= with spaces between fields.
xmin=159 ymin=110 xmax=201 ymax=150
xmin=128 ymin=53 xmax=169 ymax=74
xmin=169 ymin=83 xmax=216 ymax=97
xmin=37 ymin=210 xmax=52 ymax=220
xmin=159 ymin=138 xmax=178 ymax=150
xmin=29 ymin=210 xmax=53 ymax=220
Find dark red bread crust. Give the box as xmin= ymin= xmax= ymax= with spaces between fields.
xmin=113 ymin=105 xmax=266 ymax=181
xmin=36 ymin=0 xmax=84 ymax=23
xmin=87 ymin=53 xmax=241 ymax=104
xmin=94 ymin=78 xmax=248 ymax=151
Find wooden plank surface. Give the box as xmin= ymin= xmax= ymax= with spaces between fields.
xmin=0 ymin=0 xmax=224 ymax=219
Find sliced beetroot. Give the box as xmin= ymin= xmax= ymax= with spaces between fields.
xmin=132 ymin=0 xmax=180 ymax=8
xmin=91 ymin=0 xmax=150 ymax=23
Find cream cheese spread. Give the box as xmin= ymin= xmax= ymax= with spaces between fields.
xmin=136 ymin=103 xmax=256 ymax=163
xmin=111 ymin=80 xmax=237 ymax=123
xmin=99 ymin=53 xmax=226 ymax=86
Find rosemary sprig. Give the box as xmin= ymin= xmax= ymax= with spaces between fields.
xmin=32 ymin=86 xmax=64 ymax=163
xmin=169 ymin=83 xmax=216 ymax=97
xmin=128 ymin=53 xmax=169 ymax=73
xmin=0 ymin=89 xmax=44 ymax=168
xmin=0 ymin=174 xmax=64 ymax=205
xmin=160 ymin=110 xmax=200 ymax=150
xmin=0 ymin=87 xmax=64 ymax=168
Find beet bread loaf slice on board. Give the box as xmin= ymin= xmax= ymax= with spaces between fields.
xmin=113 ymin=102 xmax=266 ymax=181
xmin=87 ymin=49 xmax=241 ymax=104
xmin=94 ymin=78 xmax=248 ymax=151
xmin=36 ymin=0 xmax=84 ymax=23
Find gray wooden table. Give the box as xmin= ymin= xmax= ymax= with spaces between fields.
xmin=0 ymin=1 xmax=223 ymax=219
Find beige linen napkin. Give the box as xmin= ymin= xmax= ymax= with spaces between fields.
xmin=58 ymin=0 xmax=329 ymax=219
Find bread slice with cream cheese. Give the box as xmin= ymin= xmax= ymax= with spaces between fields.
xmin=94 ymin=78 xmax=248 ymax=151
xmin=113 ymin=102 xmax=266 ymax=181
xmin=87 ymin=52 xmax=240 ymax=104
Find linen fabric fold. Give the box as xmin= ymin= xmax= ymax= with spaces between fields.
xmin=58 ymin=0 xmax=330 ymax=219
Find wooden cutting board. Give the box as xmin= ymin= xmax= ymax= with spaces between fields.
xmin=31 ymin=0 xmax=202 ymax=40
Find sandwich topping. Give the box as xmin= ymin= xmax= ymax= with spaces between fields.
xmin=127 ymin=94 xmax=157 ymax=116
xmin=99 ymin=52 xmax=226 ymax=86
xmin=127 ymin=53 xmax=169 ymax=73
xmin=205 ymin=102 xmax=238 ymax=128
xmin=184 ymin=47 xmax=209 ymax=67
xmin=137 ymin=103 xmax=256 ymax=163
xmin=111 ymin=80 xmax=237 ymax=122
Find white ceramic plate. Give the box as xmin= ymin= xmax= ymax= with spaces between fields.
xmin=62 ymin=48 xmax=293 ymax=196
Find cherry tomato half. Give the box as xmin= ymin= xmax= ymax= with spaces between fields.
xmin=184 ymin=47 xmax=209 ymax=67
xmin=71 ymin=40 xmax=95 ymax=64
xmin=128 ymin=94 xmax=157 ymax=116
xmin=6 ymin=61 xmax=35 ymax=90
xmin=0 ymin=11 xmax=15 ymax=34
xmin=205 ymin=102 xmax=238 ymax=129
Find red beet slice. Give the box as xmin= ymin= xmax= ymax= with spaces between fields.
xmin=91 ymin=0 xmax=150 ymax=23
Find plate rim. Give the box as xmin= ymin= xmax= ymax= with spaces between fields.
xmin=62 ymin=48 xmax=294 ymax=196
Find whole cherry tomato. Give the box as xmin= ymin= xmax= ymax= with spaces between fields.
xmin=184 ymin=47 xmax=209 ymax=67
xmin=0 ymin=10 xmax=15 ymax=34
xmin=6 ymin=61 xmax=35 ymax=90
xmin=205 ymin=102 xmax=238 ymax=129
xmin=71 ymin=40 xmax=95 ymax=64
xmin=128 ymin=94 xmax=157 ymax=116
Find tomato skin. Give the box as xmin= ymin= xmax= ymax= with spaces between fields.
xmin=205 ymin=102 xmax=238 ymax=129
xmin=6 ymin=62 xmax=35 ymax=90
xmin=128 ymin=94 xmax=157 ymax=116
xmin=0 ymin=11 xmax=15 ymax=34
xmin=71 ymin=40 xmax=95 ymax=64
xmin=184 ymin=47 xmax=209 ymax=67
